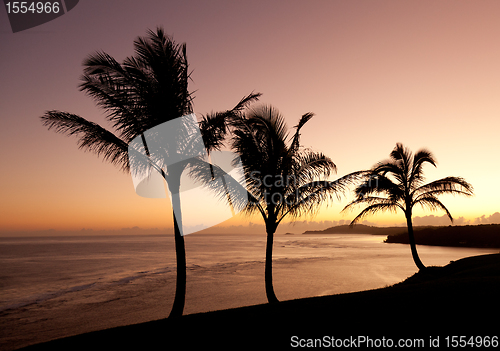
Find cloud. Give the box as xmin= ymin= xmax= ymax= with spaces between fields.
xmin=472 ymin=212 xmax=500 ymax=224
xmin=412 ymin=212 xmax=500 ymax=226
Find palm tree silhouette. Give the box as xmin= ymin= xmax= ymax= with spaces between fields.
xmin=343 ymin=143 xmax=474 ymax=270
xmin=224 ymin=105 xmax=360 ymax=303
xmin=40 ymin=27 xmax=259 ymax=317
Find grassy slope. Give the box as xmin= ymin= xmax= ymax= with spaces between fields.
xmin=21 ymin=253 xmax=500 ymax=350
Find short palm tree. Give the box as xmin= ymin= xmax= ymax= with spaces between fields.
xmin=225 ymin=105 xmax=359 ymax=303
xmin=40 ymin=27 xmax=259 ymax=317
xmin=343 ymin=143 xmax=474 ymax=270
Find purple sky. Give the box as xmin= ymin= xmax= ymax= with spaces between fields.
xmin=1 ymin=1 xmax=499 ymax=234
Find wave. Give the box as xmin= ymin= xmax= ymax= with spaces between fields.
xmin=0 ymin=259 xmax=274 ymax=313
xmin=0 ymin=283 xmax=96 ymax=313
xmin=0 ymin=266 xmax=175 ymax=313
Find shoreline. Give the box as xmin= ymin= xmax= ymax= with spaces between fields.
xmin=17 ymin=253 xmax=500 ymax=350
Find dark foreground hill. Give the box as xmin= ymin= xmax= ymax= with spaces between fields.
xmin=20 ymin=253 xmax=500 ymax=350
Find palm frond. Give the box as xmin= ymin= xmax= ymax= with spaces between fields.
xmin=389 ymin=143 xmax=413 ymax=184
xmin=349 ymin=202 xmax=401 ymax=226
xmin=245 ymin=105 xmax=289 ymax=149
xmin=372 ymin=160 xmax=406 ymax=186
xmin=79 ymin=27 xmax=194 ymax=142
xmin=81 ymin=51 xmax=126 ymax=77
xmin=186 ymin=157 xmax=251 ymax=213
xmin=230 ymin=92 xmax=262 ymax=115
xmin=293 ymin=150 xmax=337 ymax=184
xmin=413 ymin=176 xmax=474 ymax=200
xmin=280 ymin=172 xmax=364 ymax=221
xmin=409 ymin=148 xmax=436 ymax=186
xmin=199 ymin=92 xmax=261 ymax=153
xmin=343 ymin=195 xmax=404 ymax=213
xmin=413 ymin=195 xmax=453 ymax=222
xmin=353 ymin=173 xmax=404 ymax=202
xmin=390 ymin=143 xmax=412 ymax=168
xmin=289 ymin=112 xmax=314 ymax=154
xmin=199 ymin=111 xmax=230 ymax=153
xmin=41 ymin=110 xmax=129 ymax=171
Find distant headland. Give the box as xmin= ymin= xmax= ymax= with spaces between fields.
xmin=303 ymin=224 xmax=412 ymax=235
xmin=303 ymin=223 xmax=500 ymax=248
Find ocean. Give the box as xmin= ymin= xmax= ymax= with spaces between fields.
xmin=1 ymin=233 xmax=498 ymax=349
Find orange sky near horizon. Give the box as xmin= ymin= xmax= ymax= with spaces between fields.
xmin=1 ymin=1 xmax=499 ymax=234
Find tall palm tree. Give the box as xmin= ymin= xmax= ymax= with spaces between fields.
xmin=40 ymin=27 xmax=259 ymax=317
xmin=219 ymin=105 xmax=360 ymax=303
xmin=343 ymin=143 xmax=474 ymax=270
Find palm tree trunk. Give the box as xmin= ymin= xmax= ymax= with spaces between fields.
xmin=139 ymin=134 xmax=187 ymax=317
xmin=406 ymin=213 xmax=425 ymax=270
xmin=265 ymin=229 xmax=279 ymax=304
xmin=168 ymin=183 xmax=187 ymax=318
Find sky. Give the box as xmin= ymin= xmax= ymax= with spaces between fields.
xmin=1 ymin=0 xmax=499 ymax=235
